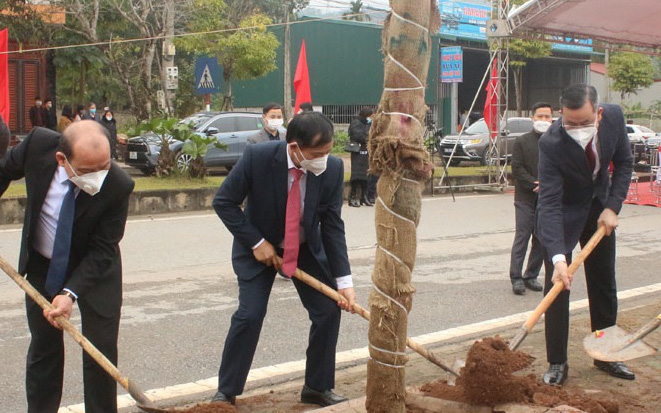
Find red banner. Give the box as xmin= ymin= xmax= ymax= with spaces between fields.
xmin=0 ymin=28 xmax=9 ymax=124
xmin=293 ymin=39 xmax=312 ymax=115
xmin=484 ymin=57 xmax=498 ymax=141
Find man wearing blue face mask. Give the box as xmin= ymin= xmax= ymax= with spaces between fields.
xmin=0 ymin=121 xmax=134 ymax=412
xmin=536 ymin=84 xmax=634 ymax=386
xmin=211 ymin=111 xmax=355 ymax=407
xmin=82 ymin=102 xmax=102 ymax=122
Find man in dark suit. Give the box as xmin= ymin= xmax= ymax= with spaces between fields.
xmin=81 ymin=102 xmax=102 ymax=122
xmin=212 ymin=111 xmax=355 ymax=407
xmin=247 ymin=102 xmax=285 ymax=144
xmin=536 ymin=84 xmax=634 ymax=386
xmin=509 ymin=102 xmax=552 ymax=295
xmin=0 ymin=121 xmax=135 ymax=413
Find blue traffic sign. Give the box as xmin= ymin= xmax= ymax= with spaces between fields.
xmin=195 ymin=57 xmax=222 ymax=95
xmin=440 ymin=46 xmax=463 ymax=83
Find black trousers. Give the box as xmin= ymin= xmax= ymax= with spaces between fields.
xmin=543 ymin=199 xmax=618 ymax=364
xmin=509 ymin=200 xmax=544 ymax=282
xmin=25 ymin=253 xmax=120 ymax=413
xmin=218 ymin=246 xmax=341 ymax=395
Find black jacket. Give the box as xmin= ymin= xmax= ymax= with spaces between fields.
xmin=213 ymin=141 xmax=351 ymax=286
xmin=536 ymin=104 xmax=633 ymax=258
xmin=0 ymin=127 xmax=135 ymax=317
xmin=348 ymin=117 xmax=370 ymax=181
xmin=512 ymin=130 xmax=541 ymax=203
xmin=0 ymin=114 xmax=9 ymax=157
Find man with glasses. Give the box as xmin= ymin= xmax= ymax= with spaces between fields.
xmin=536 ymin=84 xmax=634 ymax=386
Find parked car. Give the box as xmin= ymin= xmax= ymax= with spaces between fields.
xmin=440 ymin=117 xmax=533 ymax=166
xmin=626 ymin=124 xmax=655 ymax=144
xmin=126 ymin=111 xmax=270 ymax=175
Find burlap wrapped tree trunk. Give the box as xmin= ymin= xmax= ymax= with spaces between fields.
xmin=365 ymin=2 xmax=440 ymax=413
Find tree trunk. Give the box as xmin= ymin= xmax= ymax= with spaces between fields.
xmin=283 ymin=1 xmax=293 ymax=121
xmin=365 ymin=2 xmax=440 ymax=413
xmin=513 ymin=66 xmax=523 ymax=117
xmin=222 ymin=71 xmax=234 ymax=111
xmin=79 ymin=60 xmax=87 ymax=105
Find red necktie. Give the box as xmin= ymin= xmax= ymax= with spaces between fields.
xmin=585 ymin=137 xmax=597 ymax=174
xmin=282 ymin=168 xmax=304 ymax=277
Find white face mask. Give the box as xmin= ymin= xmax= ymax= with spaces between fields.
xmin=533 ymin=120 xmax=551 ymax=134
xmin=564 ymin=118 xmax=597 ymax=150
xmin=65 ymin=158 xmax=109 ymax=196
xmin=293 ymin=144 xmax=328 ymax=176
xmin=267 ymin=118 xmax=284 ymax=130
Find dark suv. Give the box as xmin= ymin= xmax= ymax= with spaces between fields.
xmin=126 ymin=111 xmax=269 ymax=175
xmin=440 ymin=117 xmax=533 ymax=166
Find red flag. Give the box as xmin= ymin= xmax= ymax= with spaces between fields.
xmin=0 ymin=29 xmax=9 ymax=123
xmin=484 ymin=56 xmax=498 ymax=141
xmin=293 ymin=40 xmax=312 ymax=114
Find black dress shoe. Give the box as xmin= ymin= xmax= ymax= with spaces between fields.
xmin=523 ymin=278 xmax=543 ymax=291
xmin=512 ymin=279 xmax=525 ymax=295
xmin=211 ymin=391 xmax=236 ymax=405
xmin=594 ymin=360 xmax=635 ymax=380
xmin=301 ymin=385 xmax=348 ymax=406
xmin=543 ymin=362 xmax=569 ymax=386
xmin=348 ymin=199 xmax=361 ymax=207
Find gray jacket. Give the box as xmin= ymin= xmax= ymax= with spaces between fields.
xmin=247 ymin=128 xmax=282 ymax=145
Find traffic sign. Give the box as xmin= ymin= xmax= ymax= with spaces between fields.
xmin=195 ymin=57 xmax=221 ymax=95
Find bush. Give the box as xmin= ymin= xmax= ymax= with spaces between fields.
xmin=333 ymin=131 xmax=349 ymax=155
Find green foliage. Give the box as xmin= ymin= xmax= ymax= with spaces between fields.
xmin=176 ymin=0 xmax=279 ymax=110
xmin=332 ymin=131 xmax=349 ymax=154
xmin=343 ymin=1 xmax=371 ymax=22
xmin=609 ymin=52 xmax=655 ymax=100
xmin=128 ymin=116 xmax=181 ymax=177
xmin=0 ymin=0 xmax=51 ymax=45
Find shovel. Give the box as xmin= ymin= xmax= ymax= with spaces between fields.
xmin=508 ymin=225 xmax=607 ymax=351
xmin=449 ymin=226 xmax=608 ymax=373
xmin=274 ymin=256 xmax=461 ymax=377
xmin=0 ymin=255 xmax=168 ymax=413
xmin=583 ymin=314 xmax=660 ymax=362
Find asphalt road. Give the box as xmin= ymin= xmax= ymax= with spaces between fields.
xmin=1 ymin=191 xmax=660 ymax=411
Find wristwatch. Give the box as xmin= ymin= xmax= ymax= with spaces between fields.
xmin=58 ymin=290 xmax=77 ymax=303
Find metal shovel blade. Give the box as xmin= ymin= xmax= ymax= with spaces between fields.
xmin=583 ymin=325 xmax=657 ymax=362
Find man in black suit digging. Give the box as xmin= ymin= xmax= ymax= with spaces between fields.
xmin=0 ymin=121 xmax=134 ymax=412
xmin=211 ymin=111 xmax=355 ymax=407
xmin=536 ymin=84 xmax=634 ymax=386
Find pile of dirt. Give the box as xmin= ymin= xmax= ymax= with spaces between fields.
xmin=420 ymin=336 xmax=619 ymax=413
xmin=164 ymin=402 xmax=237 ymax=413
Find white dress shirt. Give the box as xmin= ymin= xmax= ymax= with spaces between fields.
xmin=33 ymin=166 xmax=79 ymax=298
xmin=253 ymin=147 xmax=353 ymax=289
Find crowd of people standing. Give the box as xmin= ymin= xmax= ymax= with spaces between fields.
xmin=29 ymin=97 xmax=119 ymax=159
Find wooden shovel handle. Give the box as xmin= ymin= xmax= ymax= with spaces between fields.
xmin=0 ymin=255 xmax=156 ymax=408
xmin=274 ymin=257 xmax=460 ymax=377
xmin=523 ymin=225 xmax=607 ymax=331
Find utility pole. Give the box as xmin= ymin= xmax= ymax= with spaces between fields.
xmin=283 ymin=0 xmax=293 ymax=121
xmin=162 ymin=0 xmax=177 ymax=114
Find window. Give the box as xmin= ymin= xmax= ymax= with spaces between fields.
xmin=465 ymin=119 xmax=489 ymax=134
xmin=208 ymin=116 xmax=236 ymax=133
xmin=507 ymin=119 xmax=533 ymax=133
xmin=235 ymin=116 xmax=261 ymax=132
xmin=626 ymin=126 xmax=635 ymax=134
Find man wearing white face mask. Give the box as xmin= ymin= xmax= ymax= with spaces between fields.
xmin=509 ymin=102 xmax=552 ymax=295
xmin=247 ymin=102 xmax=286 ymax=144
xmin=536 ymin=84 xmax=634 ymax=386
xmin=211 ymin=111 xmax=355 ymax=407
xmin=0 ymin=120 xmax=134 ymax=412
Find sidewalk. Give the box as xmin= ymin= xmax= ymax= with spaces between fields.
xmin=107 ymin=292 xmax=660 ymax=413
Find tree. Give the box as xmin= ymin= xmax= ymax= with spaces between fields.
xmin=608 ymin=52 xmax=655 ymax=101
xmin=508 ymin=0 xmax=551 ymax=116
xmin=365 ymin=2 xmax=440 ymax=412
xmin=343 ymin=1 xmax=371 ymax=22
xmin=177 ymin=0 xmax=279 ymax=110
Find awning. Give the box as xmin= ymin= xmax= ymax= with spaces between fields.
xmin=508 ymin=0 xmax=661 ymax=52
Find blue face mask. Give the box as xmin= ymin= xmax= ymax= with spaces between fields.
xmin=366 ymin=118 xmax=372 ymax=124
xmin=90 ymin=109 xmax=96 ymax=114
